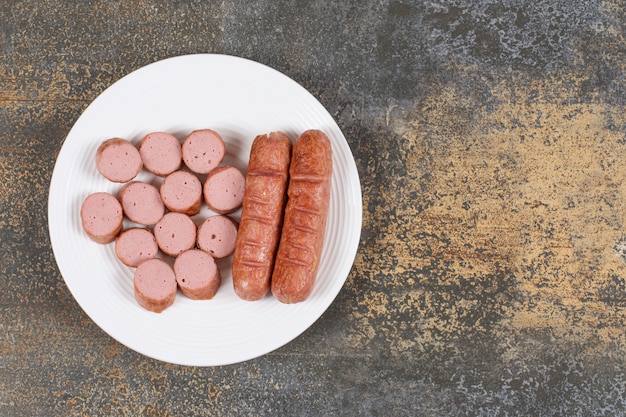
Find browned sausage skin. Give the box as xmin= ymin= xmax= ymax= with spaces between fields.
xmin=271 ymin=130 xmax=332 ymax=304
xmin=232 ymin=132 xmax=292 ymax=301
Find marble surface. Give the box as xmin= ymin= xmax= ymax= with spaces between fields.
xmin=2 ymin=1 xmax=626 ymax=415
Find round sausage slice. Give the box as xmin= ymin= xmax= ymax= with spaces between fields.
xmin=118 ymin=181 xmax=165 ymax=226
xmin=154 ymin=212 xmax=197 ymax=257
xmin=160 ymin=170 xmax=203 ymax=216
xmin=197 ymin=215 xmax=238 ymax=258
xmin=134 ymin=258 xmax=177 ymax=313
xmin=80 ymin=192 xmax=124 ymax=244
xmin=182 ymin=129 xmax=226 ymax=174
xmin=96 ymin=138 xmax=142 ymax=183
xmin=115 ymin=228 xmax=159 ymax=267
xmin=203 ymin=166 xmax=245 ymax=214
xmin=174 ymin=249 xmax=221 ymax=300
xmin=139 ymin=132 xmax=182 ymax=176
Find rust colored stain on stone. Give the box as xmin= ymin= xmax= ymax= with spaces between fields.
xmin=353 ymin=69 xmax=626 ymax=361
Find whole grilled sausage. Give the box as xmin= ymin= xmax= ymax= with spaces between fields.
xmin=271 ymin=130 xmax=332 ymax=304
xmin=232 ymin=132 xmax=292 ymax=301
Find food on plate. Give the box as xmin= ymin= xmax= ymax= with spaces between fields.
xmin=133 ymin=258 xmax=177 ymax=313
xmin=232 ymin=132 xmax=292 ymax=301
xmin=118 ymin=181 xmax=165 ymax=226
xmin=271 ymin=130 xmax=332 ymax=304
xmin=182 ymin=129 xmax=226 ymax=174
xmin=160 ymin=170 xmax=203 ymax=216
xmin=174 ymin=249 xmax=221 ymax=300
xmin=80 ymin=192 xmax=124 ymax=244
xmin=203 ymin=165 xmax=245 ymax=214
xmin=154 ymin=212 xmax=197 ymax=257
xmin=96 ymin=138 xmax=143 ymax=183
xmin=197 ymin=215 xmax=238 ymax=258
xmin=139 ymin=132 xmax=182 ymax=176
xmin=115 ymin=227 xmax=159 ymax=267
xmin=82 ymin=127 xmax=332 ymax=307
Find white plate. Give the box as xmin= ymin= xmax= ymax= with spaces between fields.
xmin=48 ymin=54 xmax=362 ymax=366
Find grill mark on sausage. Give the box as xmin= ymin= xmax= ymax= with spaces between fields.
xmin=241 ymin=239 xmax=264 ymax=247
xmin=246 ymin=216 xmax=275 ymax=226
xmin=248 ymin=170 xmax=288 ymax=178
xmin=292 ymin=204 xmax=322 ymax=216
xmin=290 ymin=174 xmax=325 ymax=183
xmin=282 ymin=257 xmax=310 ymax=267
xmin=240 ymin=259 xmax=267 ymax=267
xmin=293 ymin=224 xmax=317 ymax=234
xmin=286 ymin=241 xmax=313 ymax=252
xmin=245 ymin=196 xmax=272 ymax=205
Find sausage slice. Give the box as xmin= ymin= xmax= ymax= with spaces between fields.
xmin=197 ymin=215 xmax=238 ymax=258
xmin=96 ymin=138 xmax=142 ymax=183
xmin=80 ymin=192 xmax=124 ymax=244
xmin=134 ymin=258 xmax=177 ymax=313
xmin=160 ymin=170 xmax=203 ymax=216
xmin=174 ymin=249 xmax=221 ymax=300
xmin=154 ymin=212 xmax=197 ymax=257
xmin=203 ymin=166 xmax=245 ymax=214
xmin=118 ymin=181 xmax=165 ymax=226
xmin=115 ymin=228 xmax=159 ymax=267
xmin=182 ymin=129 xmax=226 ymax=174
xmin=139 ymin=132 xmax=182 ymax=176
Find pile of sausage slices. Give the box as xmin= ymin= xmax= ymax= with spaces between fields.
xmin=80 ymin=128 xmax=332 ymax=313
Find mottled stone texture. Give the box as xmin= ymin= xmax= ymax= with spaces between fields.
xmin=2 ymin=0 xmax=626 ymax=415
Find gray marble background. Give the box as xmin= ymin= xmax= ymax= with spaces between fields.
xmin=2 ymin=1 xmax=626 ymax=415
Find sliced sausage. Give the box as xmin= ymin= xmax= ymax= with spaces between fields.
xmin=154 ymin=212 xmax=197 ymax=257
xmin=160 ymin=170 xmax=203 ymax=216
xmin=203 ymin=166 xmax=245 ymax=214
xmin=139 ymin=132 xmax=182 ymax=176
xmin=118 ymin=181 xmax=165 ymax=226
xmin=96 ymin=138 xmax=142 ymax=183
xmin=232 ymin=132 xmax=292 ymax=301
xmin=271 ymin=130 xmax=332 ymax=304
xmin=197 ymin=215 xmax=238 ymax=258
xmin=174 ymin=249 xmax=221 ymax=300
xmin=115 ymin=228 xmax=159 ymax=267
xmin=134 ymin=258 xmax=177 ymax=313
xmin=182 ymin=129 xmax=226 ymax=174
xmin=80 ymin=192 xmax=124 ymax=244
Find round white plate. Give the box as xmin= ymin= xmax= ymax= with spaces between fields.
xmin=48 ymin=54 xmax=362 ymax=366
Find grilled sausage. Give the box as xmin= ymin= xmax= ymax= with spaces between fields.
xmin=231 ymin=132 xmax=292 ymax=301
xmin=271 ymin=130 xmax=332 ymax=304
